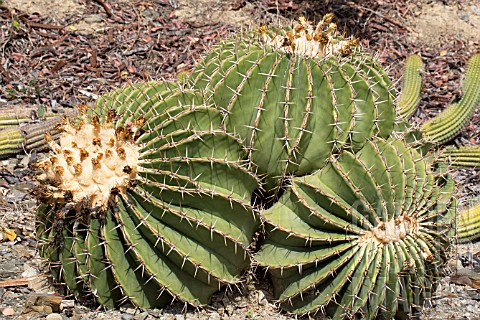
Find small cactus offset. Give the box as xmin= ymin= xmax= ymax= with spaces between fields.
xmin=34 ymin=81 xmax=260 ymax=308
xmin=255 ymin=138 xmax=456 ymax=319
xmin=421 ymin=54 xmax=480 ymax=145
xmin=189 ymin=15 xmax=396 ymax=192
xmin=396 ymin=54 xmax=424 ymax=120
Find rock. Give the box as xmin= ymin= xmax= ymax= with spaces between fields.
xmin=124 ymin=307 xmax=136 ymax=315
xmin=207 ymin=313 xmax=220 ymax=320
xmin=27 ymin=274 xmax=54 ymax=293
xmin=21 ymin=266 xmax=38 ymax=278
xmin=60 ymin=299 xmax=75 ymax=310
xmin=175 ymin=315 xmax=185 ymax=320
xmin=26 ymin=293 xmax=63 ymax=313
xmin=2 ymin=307 xmax=15 ymax=316
xmin=133 ymin=311 xmax=149 ymax=320
xmin=257 ymin=290 xmax=267 ymax=306
xmin=121 ymin=314 xmax=133 ymax=320
xmin=472 ymin=5 xmax=480 ymax=16
xmin=46 ymin=313 xmax=63 ymax=320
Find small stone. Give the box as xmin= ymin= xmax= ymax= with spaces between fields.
xmin=121 ymin=314 xmax=133 ymax=320
xmin=21 ymin=266 xmax=38 ymax=278
xmin=257 ymin=290 xmax=267 ymax=305
xmin=175 ymin=315 xmax=185 ymax=320
xmin=208 ymin=313 xmax=220 ymax=320
xmin=60 ymin=299 xmax=75 ymax=310
xmin=2 ymin=308 xmax=15 ymax=316
xmin=133 ymin=312 xmax=148 ymax=320
xmin=472 ymin=5 xmax=480 ymax=16
xmin=46 ymin=313 xmax=63 ymax=320
xmin=125 ymin=308 xmax=136 ymax=315
xmin=26 ymin=293 xmax=63 ymax=313
xmin=225 ymin=305 xmax=234 ymax=316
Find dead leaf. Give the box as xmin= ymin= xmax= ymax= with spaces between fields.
xmin=5 ymin=229 xmax=16 ymax=241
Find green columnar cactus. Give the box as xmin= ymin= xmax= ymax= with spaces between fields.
xmin=421 ymin=54 xmax=480 ymax=145
xmin=438 ymin=145 xmax=480 ymax=167
xmin=397 ymin=54 xmax=424 ymax=119
xmin=34 ymin=81 xmax=260 ymax=308
xmin=189 ymin=15 xmax=396 ymax=192
xmin=255 ymin=138 xmax=456 ymax=319
xmin=458 ymin=200 xmax=480 ymax=243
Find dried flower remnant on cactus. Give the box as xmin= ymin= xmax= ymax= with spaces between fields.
xmin=262 ymin=15 xmax=359 ymax=57
xmin=34 ymin=107 xmax=142 ymax=211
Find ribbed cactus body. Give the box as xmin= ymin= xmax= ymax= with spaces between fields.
xmin=190 ymin=23 xmax=396 ymax=191
xmin=35 ymin=82 xmax=260 ymax=308
xmin=255 ymin=138 xmax=455 ymax=318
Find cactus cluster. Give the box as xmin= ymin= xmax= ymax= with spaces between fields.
xmin=32 ymin=14 xmax=480 ymax=319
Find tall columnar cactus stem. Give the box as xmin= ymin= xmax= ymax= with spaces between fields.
xmin=34 ymin=81 xmax=260 ymax=309
xmin=255 ymin=138 xmax=456 ymax=319
xmin=397 ymin=54 xmax=424 ymax=119
xmin=421 ymin=54 xmax=480 ymax=145
xmin=458 ymin=200 xmax=480 ymax=243
xmin=438 ymin=145 xmax=480 ymax=168
xmin=190 ymin=15 xmax=396 ymax=192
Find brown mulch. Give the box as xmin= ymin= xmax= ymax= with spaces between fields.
xmin=0 ymin=0 xmax=234 ymax=108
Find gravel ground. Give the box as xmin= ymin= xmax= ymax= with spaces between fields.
xmin=1 ymin=0 xmax=480 ymax=319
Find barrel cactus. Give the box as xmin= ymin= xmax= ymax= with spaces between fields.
xmin=34 ymin=81 xmax=260 ymax=308
xmin=189 ymin=15 xmax=396 ymax=192
xmin=255 ymin=138 xmax=456 ymax=319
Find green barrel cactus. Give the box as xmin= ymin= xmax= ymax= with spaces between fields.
xmin=34 ymin=81 xmax=260 ymax=308
xmin=255 ymin=138 xmax=456 ymax=319
xmin=189 ymin=15 xmax=396 ymax=192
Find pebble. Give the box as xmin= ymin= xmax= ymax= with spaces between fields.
xmin=133 ymin=312 xmax=149 ymax=320
xmin=257 ymin=291 xmax=267 ymax=306
xmin=45 ymin=313 xmax=63 ymax=320
xmin=121 ymin=314 xmax=133 ymax=320
xmin=2 ymin=307 xmax=15 ymax=316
